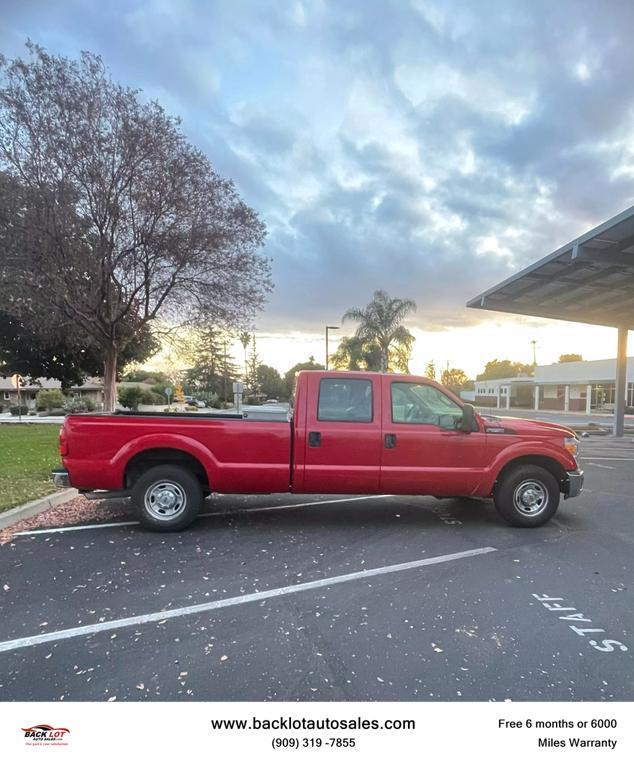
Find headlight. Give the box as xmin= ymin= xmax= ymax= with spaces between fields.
xmin=564 ymin=436 xmax=579 ymax=456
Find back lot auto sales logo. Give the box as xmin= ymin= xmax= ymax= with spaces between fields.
xmin=22 ymin=724 xmax=70 ymax=746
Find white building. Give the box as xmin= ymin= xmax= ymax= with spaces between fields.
xmin=475 ymin=357 xmax=634 ymax=414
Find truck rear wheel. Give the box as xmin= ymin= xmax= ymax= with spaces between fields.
xmin=493 ymin=464 xmax=560 ymax=527
xmin=132 ymin=464 xmax=202 ymax=532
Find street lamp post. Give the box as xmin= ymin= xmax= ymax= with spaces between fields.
xmin=325 ymin=325 xmax=339 ymax=371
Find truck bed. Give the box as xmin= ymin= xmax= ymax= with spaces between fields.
xmin=62 ymin=412 xmax=292 ymax=494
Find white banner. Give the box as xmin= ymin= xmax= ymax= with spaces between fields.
xmin=1 ymin=702 xmax=632 ymax=766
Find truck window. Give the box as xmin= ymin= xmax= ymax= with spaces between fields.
xmin=391 ymin=382 xmax=462 ymax=425
xmin=318 ymin=378 xmax=373 ymax=422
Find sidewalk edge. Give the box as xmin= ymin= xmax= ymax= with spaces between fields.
xmin=0 ymin=489 xmax=78 ymax=531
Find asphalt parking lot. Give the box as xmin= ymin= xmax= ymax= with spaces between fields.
xmin=0 ymin=435 xmax=632 ymax=702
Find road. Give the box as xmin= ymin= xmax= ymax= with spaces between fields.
xmin=0 ymin=435 xmax=632 ymax=702
xmin=477 ymin=407 xmax=634 ymax=429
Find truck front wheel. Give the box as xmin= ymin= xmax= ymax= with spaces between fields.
xmin=493 ymin=464 xmax=560 ymax=527
xmin=132 ymin=464 xmax=202 ymax=532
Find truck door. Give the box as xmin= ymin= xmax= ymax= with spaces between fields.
xmin=301 ymin=375 xmax=382 ymax=494
xmin=380 ymin=378 xmax=487 ymax=496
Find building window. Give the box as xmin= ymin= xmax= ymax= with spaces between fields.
xmin=628 ymin=383 xmax=634 ymax=408
xmin=592 ymin=383 xmax=615 ymax=408
xmin=3 ymin=392 xmax=10 ymax=400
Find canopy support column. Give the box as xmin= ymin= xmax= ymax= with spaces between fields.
xmin=614 ymin=326 xmax=628 ymax=437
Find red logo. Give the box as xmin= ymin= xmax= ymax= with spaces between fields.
xmin=22 ymin=724 xmax=70 ymax=746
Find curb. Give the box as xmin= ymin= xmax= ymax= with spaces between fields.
xmin=0 ymin=488 xmax=78 ymax=531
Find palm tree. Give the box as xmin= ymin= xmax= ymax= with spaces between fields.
xmin=239 ymin=331 xmax=251 ymax=380
xmin=342 ymin=290 xmax=416 ymax=373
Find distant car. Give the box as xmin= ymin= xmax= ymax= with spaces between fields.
xmin=184 ymin=396 xmax=206 ymax=408
xmin=264 ymin=398 xmax=279 ymax=404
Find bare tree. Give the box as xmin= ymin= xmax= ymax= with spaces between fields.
xmin=0 ymin=44 xmax=270 ymax=408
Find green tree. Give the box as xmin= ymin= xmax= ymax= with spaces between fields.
xmin=342 ymin=290 xmax=416 ymax=373
xmin=558 ymin=353 xmax=583 ymax=363
xmin=329 ymin=336 xmax=382 ymax=371
xmin=118 ymin=386 xmax=144 ymax=410
xmin=441 ymin=368 xmax=468 ymax=393
xmin=477 ymin=359 xmax=534 ymax=380
xmin=121 ymin=369 xmax=172 ymax=385
xmin=245 ymin=336 xmax=262 ymax=393
xmin=425 ymin=361 xmax=437 ymax=380
xmin=284 ymin=356 xmax=325 ymax=399
xmin=256 ymin=364 xmax=285 ymax=399
xmin=0 ymin=307 xmax=158 ymax=388
xmin=181 ymin=327 xmax=238 ymax=399
xmin=35 ymin=389 xmax=65 ymax=411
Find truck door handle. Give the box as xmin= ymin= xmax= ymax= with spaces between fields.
xmin=308 ymin=431 xmax=321 ymax=447
xmin=384 ymin=433 xmax=397 ymax=448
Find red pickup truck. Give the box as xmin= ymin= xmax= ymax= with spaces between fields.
xmin=53 ymin=371 xmax=583 ymax=531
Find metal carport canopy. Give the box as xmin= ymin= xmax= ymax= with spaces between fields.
xmin=466 ymin=205 xmax=634 ymax=436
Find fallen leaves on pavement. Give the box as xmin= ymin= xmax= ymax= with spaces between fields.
xmin=0 ymin=496 xmax=132 ymax=545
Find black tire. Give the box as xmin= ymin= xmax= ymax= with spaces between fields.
xmin=132 ymin=464 xmax=202 ymax=532
xmin=494 ymin=464 xmax=560 ymax=527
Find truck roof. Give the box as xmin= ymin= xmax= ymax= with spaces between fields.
xmin=297 ymin=370 xmax=437 ymax=384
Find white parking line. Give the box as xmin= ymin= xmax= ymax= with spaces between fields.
xmin=0 ymin=546 xmax=496 ymax=653
xmin=14 ymin=495 xmax=395 ymax=537
xmin=14 ymin=520 xmax=139 ymax=536
xmin=580 ymin=457 xmax=634 ymax=461
xmin=244 ymin=495 xmax=393 ymax=512
xmin=585 ymin=462 xmax=614 ymax=470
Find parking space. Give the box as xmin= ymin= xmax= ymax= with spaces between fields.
xmin=0 ymin=440 xmax=633 ymax=701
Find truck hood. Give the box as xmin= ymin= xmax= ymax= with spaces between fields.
xmin=479 ymin=412 xmax=577 ymax=439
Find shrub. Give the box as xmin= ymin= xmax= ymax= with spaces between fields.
xmin=118 ymin=386 xmax=144 ymax=410
xmin=150 ymin=383 xmax=169 ymax=403
xmin=194 ymin=391 xmax=218 ymax=408
xmin=9 ymin=405 xmax=28 ymax=416
xmin=64 ymin=396 xmax=96 ymax=413
xmin=36 ymin=389 xmax=65 ymax=411
xmin=140 ymin=390 xmax=163 ymax=405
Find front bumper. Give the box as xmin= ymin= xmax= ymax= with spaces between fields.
xmin=564 ymin=469 xmax=584 ymax=498
xmin=51 ymin=468 xmax=70 ymax=488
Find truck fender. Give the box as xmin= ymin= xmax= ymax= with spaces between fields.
xmin=110 ymin=433 xmax=221 ymax=488
xmin=477 ymin=441 xmax=571 ymax=496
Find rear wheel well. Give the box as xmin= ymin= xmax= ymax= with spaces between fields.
xmin=496 ymin=455 xmax=567 ymax=492
xmin=125 ymin=449 xmax=209 ymax=493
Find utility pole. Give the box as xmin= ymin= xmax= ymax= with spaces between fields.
xmin=531 ymin=340 xmax=537 ymax=366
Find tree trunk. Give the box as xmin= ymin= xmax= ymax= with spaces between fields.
xmin=103 ymin=347 xmax=118 ymax=411
xmin=380 ymin=346 xmax=388 ymax=373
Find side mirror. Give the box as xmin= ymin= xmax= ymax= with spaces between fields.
xmin=459 ymin=403 xmax=479 ymax=433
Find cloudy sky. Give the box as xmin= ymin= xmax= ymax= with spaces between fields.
xmin=2 ymin=0 xmax=634 ymax=376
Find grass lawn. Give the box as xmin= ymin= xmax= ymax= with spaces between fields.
xmin=0 ymin=424 xmax=61 ymax=512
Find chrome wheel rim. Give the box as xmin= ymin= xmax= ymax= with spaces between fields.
xmin=144 ymin=481 xmax=186 ymax=521
xmin=513 ymin=479 xmax=548 ymax=517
